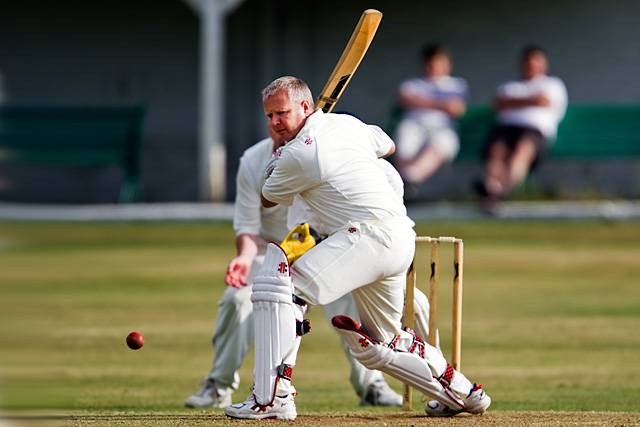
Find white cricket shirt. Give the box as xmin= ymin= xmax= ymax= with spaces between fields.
xmin=233 ymin=137 xmax=288 ymax=242
xmin=399 ymin=75 xmax=468 ymax=126
xmin=262 ymin=111 xmax=408 ymax=235
xmin=496 ymin=75 xmax=568 ymax=139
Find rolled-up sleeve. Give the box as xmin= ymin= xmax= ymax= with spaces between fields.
xmin=399 ymin=79 xmax=419 ymax=98
xmin=549 ymin=79 xmax=568 ymax=120
xmin=368 ymin=125 xmax=395 ymax=158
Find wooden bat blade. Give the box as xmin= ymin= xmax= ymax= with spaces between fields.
xmin=315 ymin=9 xmax=382 ymax=113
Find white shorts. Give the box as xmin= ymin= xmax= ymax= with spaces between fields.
xmin=292 ymin=217 xmax=416 ymax=343
xmin=395 ymin=117 xmax=460 ymax=161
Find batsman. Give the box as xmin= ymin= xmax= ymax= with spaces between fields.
xmin=224 ymin=76 xmax=491 ymax=420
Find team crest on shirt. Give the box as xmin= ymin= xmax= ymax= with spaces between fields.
xmin=304 ymin=137 xmax=313 ymax=145
xmin=278 ymin=262 xmax=288 ymax=274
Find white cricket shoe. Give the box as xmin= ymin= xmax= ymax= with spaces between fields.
xmin=360 ymin=379 xmax=403 ymax=407
xmin=425 ymin=384 xmax=491 ymax=417
xmin=184 ymin=379 xmax=233 ymax=408
xmin=224 ymin=393 xmax=297 ymax=420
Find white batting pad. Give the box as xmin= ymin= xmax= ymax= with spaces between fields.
xmin=332 ymin=315 xmax=464 ymax=410
xmin=251 ymin=243 xmax=301 ymax=405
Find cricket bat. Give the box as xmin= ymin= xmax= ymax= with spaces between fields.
xmin=315 ymin=9 xmax=383 ymax=113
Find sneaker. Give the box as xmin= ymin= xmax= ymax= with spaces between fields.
xmin=360 ymin=379 xmax=402 ymax=407
xmin=184 ymin=379 xmax=233 ymax=408
xmin=472 ymin=179 xmax=490 ymax=198
xmin=224 ymin=393 xmax=297 ymax=420
xmin=425 ymin=383 xmax=491 ymax=417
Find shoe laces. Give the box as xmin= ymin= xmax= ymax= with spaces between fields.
xmin=467 ymin=383 xmax=483 ymax=398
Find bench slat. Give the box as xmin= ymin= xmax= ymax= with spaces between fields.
xmin=0 ymin=106 xmax=145 ymax=202
xmin=388 ymin=104 xmax=640 ymax=161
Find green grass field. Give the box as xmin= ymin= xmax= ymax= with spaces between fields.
xmin=1 ymin=220 xmax=640 ymax=426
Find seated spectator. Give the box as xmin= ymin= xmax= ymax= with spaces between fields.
xmin=394 ymin=43 xmax=468 ymax=198
xmin=475 ymin=45 xmax=567 ymax=206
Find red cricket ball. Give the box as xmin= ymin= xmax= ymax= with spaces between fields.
xmin=126 ymin=331 xmax=144 ymax=350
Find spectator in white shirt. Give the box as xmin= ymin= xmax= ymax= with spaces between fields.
xmin=476 ymin=45 xmax=568 ymax=206
xmin=394 ymin=44 xmax=468 ymax=198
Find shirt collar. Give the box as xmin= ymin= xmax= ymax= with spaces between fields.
xmin=304 ymin=108 xmax=324 ymax=127
xmin=287 ymin=109 xmax=324 ymax=145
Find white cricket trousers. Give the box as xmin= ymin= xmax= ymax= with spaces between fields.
xmin=395 ymin=117 xmax=460 ymax=161
xmin=292 ymin=216 xmax=416 ymax=343
xmin=206 ymin=255 xmax=384 ymax=397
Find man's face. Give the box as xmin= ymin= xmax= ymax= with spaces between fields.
xmin=425 ymin=54 xmax=451 ymax=78
xmin=264 ymin=90 xmax=312 ymax=143
xmin=269 ymin=126 xmax=287 ymax=150
xmin=521 ymin=52 xmax=548 ymax=80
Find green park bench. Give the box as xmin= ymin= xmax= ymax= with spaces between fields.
xmin=550 ymin=105 xmax=640 ymax=158
xmin=0 ymin=106 xmax=145 ymax=202
xmin=388 ymin=104 xmax=640 ymax=161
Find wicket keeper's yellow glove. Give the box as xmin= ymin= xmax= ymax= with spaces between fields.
xmin=279 ymin=223 xmax=323 ymax=264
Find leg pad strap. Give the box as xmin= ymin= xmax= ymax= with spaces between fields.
xmin=332 ymin=315 xmax=464 ymax=410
